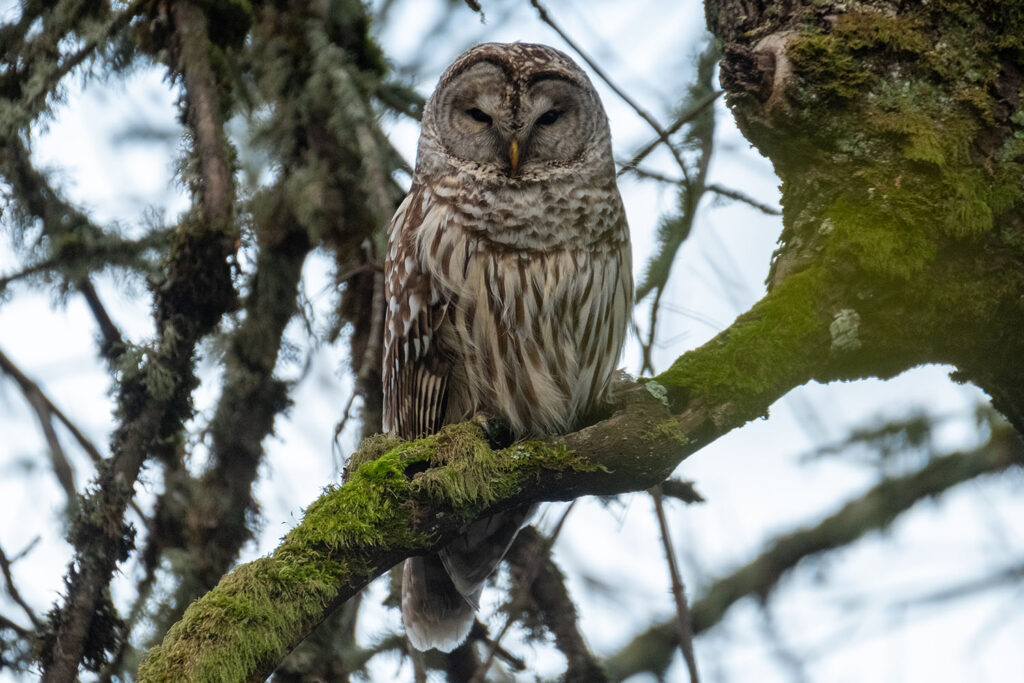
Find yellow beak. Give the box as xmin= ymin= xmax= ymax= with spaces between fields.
xmin=509 ymin=139 xmax=519 ymax=173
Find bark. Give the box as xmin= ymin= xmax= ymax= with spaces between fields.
xmin=132 ymin=0 xmax=1022 ymax=678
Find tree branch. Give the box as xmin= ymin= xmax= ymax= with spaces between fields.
xmin=505 ymin=527 xmax=607 ymax=683
xmin=0 ymin=346 xmax=79 ymax=506
xmin=0 ymin=543 xmax=41 ymax=631
xmin=39 ymin=1 xmax=240 ymax=678
xmin=650 ymin=486 xmax=699 ymax=683
xmin=135 ymin=263 xmax=855 ymax=682
xmin=528 ymin=0 xmax=692 ymax=183
xmin=705 ymin=183 xmax=781 ymax=216
xmin=605 ymin=422 xmax=1024 ymax=680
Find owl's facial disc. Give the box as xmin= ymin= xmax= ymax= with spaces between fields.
xmin=434 ymin=59 xmax=593 ymax=177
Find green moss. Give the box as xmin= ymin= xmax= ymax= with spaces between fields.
xmin=936 ymin=1 xmax=1024 ymax=50
xmin=645 ymin=418 xmax=690 ymax=446
xmin=789 ymin=11 xmax=928 ymax=100
xmin=287 ymin=439 xmax=427 ymax=555
xmin=139 ymin=420 xmax=615 ymax=679
xmin=825 ymin=193 xmax=938 ymax=277
xmin=831 ymin=11 xmax=930 ymax=53
xmin=139 ymin=556 xmax=341 ymax=682
xmin=782 ymin=3 xmax=1024 ymax=280
xmin=412 ymin=424 xmax=602 ymax=515
xmin=817 ymin=88 xmax=1024 ymax=274
xmin=655 ymin=268 xmax=828 ymax=419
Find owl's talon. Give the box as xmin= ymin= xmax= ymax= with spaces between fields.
xmin=472 ymin=414 xmax=514 ymax=449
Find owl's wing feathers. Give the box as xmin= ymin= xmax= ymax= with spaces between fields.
xmin=383 ymin=185 xmax=453 ymax=439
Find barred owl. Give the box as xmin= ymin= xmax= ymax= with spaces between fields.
xmin=383 ymin=42 xmax=632 ymax=652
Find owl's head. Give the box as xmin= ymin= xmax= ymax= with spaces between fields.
xmin=417 ymin=42 xmax=612 ymax=181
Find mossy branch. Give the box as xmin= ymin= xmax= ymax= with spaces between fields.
xmin=139 ymin=235 xmax=1018 ymax=681
xmin=137 ymin=267 xmax=860 ymax=682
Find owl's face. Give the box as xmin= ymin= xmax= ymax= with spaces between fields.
xmin=418 ymin=43 xmax=611 ymax=180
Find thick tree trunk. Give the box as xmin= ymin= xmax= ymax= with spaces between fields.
xmin=703 ymin=0 xmax=1024 ymax=429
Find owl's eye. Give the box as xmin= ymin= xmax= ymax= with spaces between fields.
xmin=466 ymin=108 xmax=492 ymax=124
xmin=536 ymin=109 xmax=560 ymax=125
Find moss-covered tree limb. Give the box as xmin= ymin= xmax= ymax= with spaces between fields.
xmin=133 ymin=273 xmax=897 ymax=682
xmin=139 ymin=1 xmax=1024 ymax=678
xmin=605 ymin=419 xmax=1024 ymax=680
xmin=137 ymin=262 xmax=1016 ymax=680
xmin=702 ymin=0 xmax=1024 ymax=427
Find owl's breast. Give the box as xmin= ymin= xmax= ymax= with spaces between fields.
xmin=419 ymin=203 xmax=629 ymax=437
xmin=429 ymin=171 xmax=624 ymax=252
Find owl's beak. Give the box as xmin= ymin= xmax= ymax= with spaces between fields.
xmin=508 ymin=139 xmax=520 ymax=174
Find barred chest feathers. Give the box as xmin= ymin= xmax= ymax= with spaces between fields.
xmin=392 ymin=171 xmax=631 ymax=438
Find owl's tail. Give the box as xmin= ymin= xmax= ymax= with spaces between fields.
xmin=402 ymin=554 xmax=478 ymax=653
xmin=401 ymin=506 xmax=535 ymax=652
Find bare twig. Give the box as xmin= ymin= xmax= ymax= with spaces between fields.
xmin=0 ymin=347 xmax=105 ymax=467
xmin=0 ymin=543 xmax=41 ymax=630
xmin=504 ymin=525 xmax=608 ymax=682
xmin=467 ymin=620 xmax=526 ymax=671
xmin=758 ymin=605 xmax=811 ymax=683
xmin=470 ymin=502 xmax=583 ymax=683
xmin=660 ymin=478 xmax=705 ymax=504
xmin=619 ymin=164 xmax=683 ymax=184
xmin=641 ymin=286 xmax=665 ymax=376
xmin=0 ymin=612 xmax=33 ymax=639
xmin=650 ymin=486 xmax=699 ymax=683
xmin=890 ymin=560 xmax=1024 ymax=609
xmin=75 ymin=278 xmax=126 ymax=361
xmin=618 ymin=89 xmax=724 ymax=177
xmin=634 ymin=41 xmax=719 ymax=372
xmin=0 ymin=347 xmax=138 ymax=518
xmin=528 ymin=0 xmax=692 ymax=183
xmin=0 ymin=347 xmax=77 ymax=504
xmin=706 ymin=183 xmax=781 ymax=216
xmin=620 ymin=171 xmax=781 ymax=218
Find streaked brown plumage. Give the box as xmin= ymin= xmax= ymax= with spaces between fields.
xmin=383 ymin=42 xmax=632 ymax=652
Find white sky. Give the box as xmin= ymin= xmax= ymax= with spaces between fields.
xmin=1 ymin=1 xmax=1022 ymax=681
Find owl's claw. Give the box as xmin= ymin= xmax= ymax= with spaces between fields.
xmin=471 ymin=413 xmax=514 ymax=449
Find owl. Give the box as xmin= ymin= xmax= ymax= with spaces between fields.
xmin=383 ymin=42 xmax=632 ymax=652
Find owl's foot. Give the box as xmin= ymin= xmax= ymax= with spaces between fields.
xmin=471 ymin=414 xmax=514 ymax=449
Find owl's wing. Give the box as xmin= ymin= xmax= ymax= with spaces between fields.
xmin=383 ymin=184 xmax=453 ymax=440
